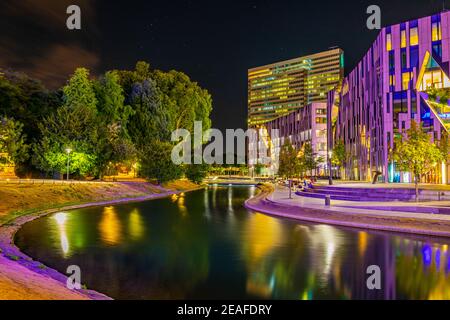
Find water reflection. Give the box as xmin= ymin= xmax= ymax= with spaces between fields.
xmin=396 ymin=241 xmax=450 ymax=299
xmin=128 ymin=209 xmax=145 ymax=241
xmin=99 ymin=206 xmax=122 ymax=245
xmin=15 ymin=186 xmax=450 ymax=300
xmin=53 ymin=212 xmax=69 ymax=256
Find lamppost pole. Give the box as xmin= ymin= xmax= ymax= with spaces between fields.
xmin=328 ymin=150 xmax=333 ymax=185
xmin=66 ymin=148 xmax=72 ymax=181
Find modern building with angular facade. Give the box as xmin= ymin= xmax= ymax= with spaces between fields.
xmin=328 ymin=11 xmax=450 ymax=184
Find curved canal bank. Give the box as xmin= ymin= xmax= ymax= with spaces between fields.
xmin=0 ymin=181 xmax=203 ymax=300
xmin=245 ymin=184 xmax=450 ymax=238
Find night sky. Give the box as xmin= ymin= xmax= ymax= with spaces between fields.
xmin=0 ymin=0 xmax=448 ymax=132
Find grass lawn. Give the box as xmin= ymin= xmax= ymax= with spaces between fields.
xmin=0 ymin=180 xmax=199 ymax=226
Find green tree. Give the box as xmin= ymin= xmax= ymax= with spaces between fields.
xmin=63 ymin=68 xmax=97 ymax=111
xmin=254 ymin=163 xmax=265 ymax=177
xmin=33 ymin=105 xmax=98 ymax=177
xmin=0 ymin=71 xmax=61 ymax=139
xmin=392 ymin=121 xmax=443 ymax=201
xmin=140 ymin=141 xmax=183 ymax=184
xmin=278 ymin=140 xmax=298 ymax=198
xmin=128 ymin=79 xmax=170 ymax=148
xmin=331 ymin=139 xmax=348 ymax=179
xmin=439 ymin=132 xmax=450 ymax=163
xmin=95 ymin=71 xmax=134 ymax=129
xmin=185 ymin=163 xmax=210 ymax=184
xmin=94 ymin=71 xmax=136 ymax=178
xmin=33 ymin=68 xmax=100 ymax=178
xmin=301 ymin=142 xmax=322 ymax=176
xmin=0 ymin=70 xmax=61 ymax=175
xmin=116 ymin=61 xmax=153 ymax=101
xmin=0 ymin=117 xmax=29 ymax=165
xmin=153 ymin=70 xmax=213 ymax=133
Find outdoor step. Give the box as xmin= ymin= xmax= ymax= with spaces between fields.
xmin=295 ymin=191 xmax=397 ymax=202
xmin=315 ymin=186 xmax=449 ymax=196
xmin=313 ymin=186 xmax=418 ymax=195
xmin=310 ymin=186 xmax=450 ymax=200
xmin=338 ymin=205 xmax=450 ymax=215
xmin=304 ymin=188 xmax=415 ymax=199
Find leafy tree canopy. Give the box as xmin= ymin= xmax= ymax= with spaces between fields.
xmin=392 ymin=121 xmax=443 ymax=200
xmin=278 ymin=139 xmax=298 ymax=179
xmin=63 ymin=68 xmax=97 ymax=111
xmin=140 ymin=141 xmax=183 ymax=184
xmin=0 ymin=117 xmax=29 ymax=165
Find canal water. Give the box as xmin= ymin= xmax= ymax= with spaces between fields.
xmin=15 ymin=186 xmax=450 ymax=300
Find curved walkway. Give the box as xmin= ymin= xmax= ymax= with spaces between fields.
xmin=245 ymin=185 xmax=450 ymax=237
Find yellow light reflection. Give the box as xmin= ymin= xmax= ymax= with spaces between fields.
xmin=242 ymin=213 xmax=284 ymax=298
xmin=129 ymin=209 xmax=145 ymax=240
xmin=358 ymin=232 xmax=368 ymax=256
xmin=99 ymin=206 xmax=122 ymax=245
xmin=228 ymin=187 xmax=234 ymax=213
xmin=54 ymin=212 xmax=69 ymax=256
xmin=243 ymin=214 xmax=283 ymax=264
xmin=178 ymin=194 xmax=187 ymax=216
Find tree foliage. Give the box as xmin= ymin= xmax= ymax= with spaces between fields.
xmin=300 ymin=142 xmax=323 ymax=175
xmin=0 ymin=71 xmax=61 ymax=139
xmin=63 ymin=68 xmax=97 ymax=111
xmin=185 ymin=163 xmax=210 ymax=184
xmin=129 ymin=79 xmax=170 ymax=147
xmin=278 ymin=139 xmax=298 ymax=179
xmin=392 ymin=121 xmax=443 ymax=200
xmin=32 ymin=105 xmax=98 ymax=176
xmin=94 ymin=71 xmax=136 ymax=177
xmin=2 ymin=61 xmax=213 ymax=183
xmin=0 ymin=117 xmax=29 ymax=165
xmin=153 ymin=70 xmax=213 ymax=133
xmin=439 ymin=132 xmax=450 ymax=163
xmin=140 ymin=141 xmax=183 ymax=184
xmin=34 ymin=68 xmax=101 ymax=177
xmin=331 ymin=140 xmax=347 ymax=167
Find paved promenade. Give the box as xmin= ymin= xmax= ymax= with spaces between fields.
xmin=268 ymin=186 xmax=450 ymax=222
xmin=245 ymin=185 xmax=450 ymax=237
xmin=315 ymin=181 xmax=450 ymax=191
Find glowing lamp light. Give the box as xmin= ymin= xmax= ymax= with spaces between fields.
xmin=54 ymin=212 xmax=68 ymax=226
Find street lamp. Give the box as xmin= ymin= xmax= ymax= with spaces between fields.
xmin=65 ymin=148 xmax=72 ymax=181
xmin=328 ymin=150 xmax=333 ymax=185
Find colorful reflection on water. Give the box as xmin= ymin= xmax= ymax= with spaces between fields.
xmin=15 ymin=186 xmax=450 ymax=300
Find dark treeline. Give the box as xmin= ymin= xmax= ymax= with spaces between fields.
xmin=0 ymin=62 xmax=212 ymax=183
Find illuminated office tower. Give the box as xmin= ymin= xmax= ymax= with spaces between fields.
xmin=248 ymin=48 xmax=344 ymax=127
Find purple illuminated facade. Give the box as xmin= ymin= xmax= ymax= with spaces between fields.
xmin=329 ymin=11 xmax=450 ymax=184
xmin=248 ymin=102 xmax=328 ymax=176
xmin=267 ymin=102 xmax=328 ymax=175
